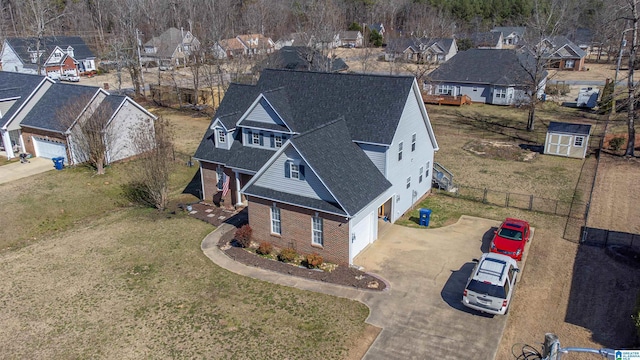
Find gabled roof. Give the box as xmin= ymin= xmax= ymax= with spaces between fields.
xmin=491 ymin=27 xmax=526 ymax=38
xmin=244 ymin=118 xmax=391 ymax=216
xmin=368 ymin=23 xmax=385 ymax=34
xmin=469 ymin=32 xmax=502 ymax=47
xmin=217 ymin=37 xmax=247 ymax=52
xmin=237 ymin=34 xmax=274 ymax=49
xmin=541 ymin=36 xmax=587 ymax=59
xmin=339 ymin=31 xmax=362 ymax=40
xmin=20 ymin=83 xmax=101 ymax=133
xmin=4 ymin=36 xmax=95 ymax=64
xmin=386 ymin=37 xmax=453 ymax=54
xmin=0 ymin=72 xmax=51 ymax=128
xmin=428 ymin=49 xmax=544 ymax=86
xmin=547 ymin=121 xmax=591 ymax=135
xmin=257 ymin=46 xmax=348 ymax=72
xmin=144 ymin=27 xmax=195 ymax=58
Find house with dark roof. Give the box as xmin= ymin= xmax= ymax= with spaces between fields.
xmin=425 ymin=49 xmax=547 ymax=105
xmin=338 ymin=31 xmax=364 ymax=48
xmin=367 ymin=23 xmax=386 ymax=38
xmin=537 ymin=36 xmax=587 ymax=71
xmin=256 ymin=46 xmax=348 ymax=73
xmin=1 ymin=36 xmax=96 ymax=76
xmin=469 ymin=32 xmax=503 ymax=49
xmin=0 ymin=72 xmax=155 ymax=164
xmin=213 ymin=34 xmax=275 ymax=59
xmin=544 ymin=121 xmax=592 ymax=159
xmin=194 ymin=69 xmax=439 ymax=264
xmin=385 ymin=37 xmax=457 ymax=64
xmin=491 ymin=27 xmax=526 ymax=46
xmin=142 ymin=27 xmax=200 ymax=68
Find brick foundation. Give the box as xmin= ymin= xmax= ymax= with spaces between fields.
xmin=248 ymin=196 xmax=350 ymax=265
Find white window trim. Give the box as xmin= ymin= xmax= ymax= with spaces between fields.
xmin=312 ymin=214 xmax=323 ymax=246
xmin=252 ymin=132 xmax=260 ymax=145
xmin=411 ymin=133 xmax=416 ymax=152
xmin=217 ymin=129 xmax=226 ymax=144
xmin=419 ymin=166 xmax=424 ymax=183
xmin=271 ymin=204 xmax=281 ymax=235
xmin=574 ymin=136 xmax=584 ymax=147
xmin=290 ymin=163 xmax=300 ymax=180
xmin=398 ymin=141 xmax=403 ymax=161
xmin=274 ymin=135 xmax=282 ymax=148
xmin=216 ymin=167 xmax=224 ymax=190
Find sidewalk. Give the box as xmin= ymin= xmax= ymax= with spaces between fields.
xmin=0 ymin=157 xmax=56 ymax=184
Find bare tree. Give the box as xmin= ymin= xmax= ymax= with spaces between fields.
xmin=124 ymin=117 xmax=172 ymax=210
xmin=624 ymin=0 xmax=638 ymax=157
xmin=58 ymin=94 xmax=116 ymax=175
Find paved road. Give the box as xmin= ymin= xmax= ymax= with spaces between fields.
xmin=202 ymin=216 xmax=512 ymax=360
xmin=0 ymin=157 xmax=55 ymax=184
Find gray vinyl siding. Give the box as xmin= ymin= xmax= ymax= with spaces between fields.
xmin=243 ymin=128 xmax=288 ymax=150
xmin=0 ymin=100 xmax=16 ymax=117
xmin=357 ymin=143 xmax=386 ymax=175
xmin=253 ymin=147 xmax=337 ymax=202
xmin=244 ymin=98 xmax=284 ymax=126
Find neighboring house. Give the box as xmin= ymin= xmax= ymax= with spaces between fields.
xmin=142 ymin=27 xmax=200 ymax=68
xmin=367 ymin=23 xmax=386 ymax=39
xmin=491 ymin=27 xmax=526 ymax=46
xmin=544 ymin=121 xmax=591 ymax=159
xmin=274 ymin=32 xmax=314 ymax=50
xmin=256 ymin=46 xmax=348 ymax=72
xmin=193 ymin=69 xmax=438 ymax=265
xmin=426 ymin=49 xmax=547 ymax=106
xmin=537 ymin=35 xmax=587 ymax=71
xmin=1 ymin=36 xmax=96 ymax=76
xmin=213 ymin=34 xmax=275 ymax=59
xmin=0 ymin=72 xmax=156 ymax=163
xmin=469 ymin=32 xmax=503 ymax=49
xmin=339 ymin=31 xmax=364 ymax=47
xmin=385 ymin=37 xmax=457 ymax=64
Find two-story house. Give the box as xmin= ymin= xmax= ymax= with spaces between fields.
xmin=142 ymin=27 xmax=200 ymax=68
xmin=194 ymin=69 xmax=438 ymax=265
xmin=1 ymin=36 xmax=96 ymax=77
xmin=213 ymin=34 xmax=275 ymax=59
xmin=385 ymin=37 xmax=457 ymax=64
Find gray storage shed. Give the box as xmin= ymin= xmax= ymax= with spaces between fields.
xmin=544 ymin=121 xmax=592 ymax=159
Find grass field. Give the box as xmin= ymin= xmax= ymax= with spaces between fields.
xmin=0 ymin=111 xmax=371 ymax=359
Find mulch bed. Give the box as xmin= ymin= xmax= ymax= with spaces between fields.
xmin=217 ymin=230 xmax=387 ymax=292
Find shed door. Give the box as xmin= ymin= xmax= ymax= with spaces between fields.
xmin=546 ymin=134 xmax=571 ymax=156
xmin=350 ymin=212 xmax=374 ymax=263
xmin=33 ymin=137 xmax=67 ymax=162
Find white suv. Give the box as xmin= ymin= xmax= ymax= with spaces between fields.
xmin=462 ymin=252 xmax=519 ymax=315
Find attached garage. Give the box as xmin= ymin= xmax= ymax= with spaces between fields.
xmin=32 ymin=137 xmax=67 ymax=162
xmin=544 ymin=121 xmax=592 ymax=159
xmin=350 ymin=211 xmax=376 ymax=263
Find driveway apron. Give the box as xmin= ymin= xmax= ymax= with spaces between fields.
xmin=0 ymin=157 xmax=55 ymax=184
xmin=355 ymin=216 xmax=507 ymax=360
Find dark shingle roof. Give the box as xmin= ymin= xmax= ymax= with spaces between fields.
xmin=21 ymin=83 xmax=100 ymax=133
xmin=542 ymin=36 xmax=587 ymax=59
xmin=491 ymin=27 xmax=526 ymax=38
xmin=4 ymin=36 xmax=95 ymax=64
xmin=257 ymin=46 xmax=348 ymax=73
xmin=245 ymin=186 xmax=346 ymax=215
xmin=144 ymin=28 xmax=192 ymax=59
xmin=548 ymin=121 xmax=591 ymax=135
xmin=0 ymin=72 xmax=48 ymax=128
xmin=469 ymin=32 xmax=502 ymax=47
xmin=428 ymin=49 xmax=543 ymax=86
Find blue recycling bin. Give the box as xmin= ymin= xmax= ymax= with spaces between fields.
xmin=52 ymin=157 xmax=64 ymax=170
xmin=419 ymin=208 xmax=432 ymax=227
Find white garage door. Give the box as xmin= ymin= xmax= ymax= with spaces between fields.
xmin=350 ymin=212 xmax=374 ymax=263
xmin=33 ymin=137 xmax=67 ymax=162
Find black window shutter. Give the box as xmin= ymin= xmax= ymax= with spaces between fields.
xmin=259 ymin=133 xmax=264 ymax=146
xmin=299 ymin=165 xmax=305 ymax=180
xmin=270 ymin=133 xmax=274 ymax=147
xmin=284 ymin=160 xmax=291 ymax=178
xmin=248 ymin=130 xmax=253 ymax=144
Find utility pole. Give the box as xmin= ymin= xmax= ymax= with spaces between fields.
xmin=136 ymin=28 xmax=146 ymax=97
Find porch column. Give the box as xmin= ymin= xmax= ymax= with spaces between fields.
xmin=234 ymin=171 xmax=242 ymax=205
xmin=1 ymin=130 xmax=14 ymax=159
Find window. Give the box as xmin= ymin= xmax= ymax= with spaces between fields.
xmin=411 ymin=133 xmax=416 ymax=152
xmin=398 ymin=141 xmax=403 ymax=161
xmin=290 ymin=164 xmax=299 ymax=179
xmin=495 ymin=88 xmax=507 ymax=98
xmin=216 ymin=167 xmax=224 ymax=190
xmin=574 ymin=136 xmax=584 ymax=147
xmin=217 ymin=130 xmax=226 ymax=144
xmin=312 ymin=215 xmax=323 ymax=246
xmin=473 ymin=86 xmax=478 ymax=92
xmin=419 ymin=167 xmax=424 ymax=183
xmin=437 ymin=85 xmax=454 ymax=95
xmin=285 ymin=161 xmax=305 ymax=180
xmin=565 ymin=59 xmax=575 ymax=69
xmin=426 ymin=161 xmax=430 ymax=178
xmin=274 ymin=135 xmax=282 ymax=148
xmin=406 ymin=176 xmax=411 ymax=189
xmin=271 ymin=205 xmax=281 ymax=235
xmin=252 ymin=132 xmax=260 ymax=145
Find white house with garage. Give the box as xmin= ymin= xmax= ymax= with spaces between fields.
xmin=194 ymin=69 xmax=438 ymax=264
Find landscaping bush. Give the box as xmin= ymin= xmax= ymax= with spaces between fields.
xmin=304 ymin=253 xmax=324 ymax=269
xmin=278 ymin=247 xmax=297 ymax=263
xmin=610 ymin=136 xmax=626 ymax=151
xmin=256 ymin=241 xmax=273 ymax=255
xmin=234 ymin=224 xmax=253 ymax=248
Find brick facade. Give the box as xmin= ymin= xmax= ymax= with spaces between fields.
xmin=200 ymin=162 xmax=250 ymax=209
xmin=248 ymin=196 xmax=350 ymax=265
xmin=20 ymin=128 xmax=69 ymax=159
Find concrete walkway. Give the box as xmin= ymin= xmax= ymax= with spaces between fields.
xmin=201 ymin=216 xmax=508 ymax=360
xmin=0 ymin=157 xmax=56 ymax=185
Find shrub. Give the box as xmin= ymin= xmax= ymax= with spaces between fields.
xmin=234 ymin=224 xmax=253 ymax=248
xmin=304 ymin=253 xmax=324 ymax=269
xmin=610 ymin=136 xmax=626 ymax=151
xmin=256 ymin=241 xmax=273 ymax=255
xmin=278 ymin=247 xmax=297 ymax=263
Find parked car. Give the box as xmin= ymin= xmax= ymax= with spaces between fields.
xmin=60 ymin=73 xmax=80 ymax=82
xmin=489 ymin=218 xmax=530 ymax=261
xmin=462 ymin=252 xmax=519 ymax=315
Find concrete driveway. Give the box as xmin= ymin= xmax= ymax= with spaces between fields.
xmin=0 ymin=157 xmax=56 ymax=184
xmin=354 ymin=216 xmax=507 ymax=360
